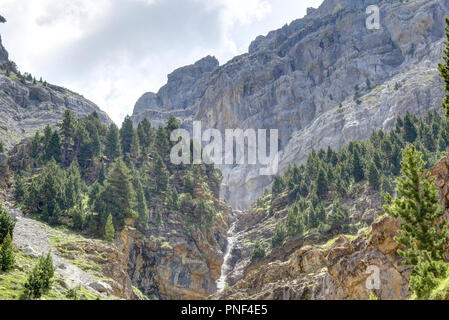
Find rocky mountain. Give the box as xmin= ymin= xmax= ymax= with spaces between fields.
xmin=131 ymin=0 xmax=449 ymax=209
xmin=212 ymin=152 xmax=449 ymax=300
xmin=0 ymin=32 xmax=111 ymax=150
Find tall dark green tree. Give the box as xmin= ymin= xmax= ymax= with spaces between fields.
xmin=97 ymin=159 xmax=137 ymax=229
xmin=105 ymin=123 xmax=121 ymax=161
xmin=0 ymin=233 xmax=15 ymax=272
xmin=438 ymin=16 xmax=449 ymax=125
xmin=384 ymin=145 xmax=448 ymax=299
xmin=134 ymin=179 xmax=149 ymax=233
xmin=44 ymin=131 xmax=62 ymax=163
xmin=367 ymin=162 xmax=381 ymax=191
xmin=0 ymin=205 xmax=15 ymax=244
xmin=316 ymin=167 xmax=328 ymax=197
xmin=352 ymin=149 xmax=364 ymax=183
xmin=152 ymin=153 xmax=169 ymax=195
xmin=120 ymin=116 xmax=136 ymax=156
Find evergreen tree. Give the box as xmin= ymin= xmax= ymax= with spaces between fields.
xmin=0 ymin=205 xmax=15 ymax=244
xmin=120 ymin=116 xmax=135 ymax=156
xmin=104 ymin=214 xmax=115 ymax=242
xmin=105 ymin=123 xmax=121 ymax=161
xmin=0 ymin=233 xmax=15 ymax=272
xmin=352 ymin=149 xmax=365 ymax=183
xmin=152 ymin=153 xmax=169 ymax=194
xmin=0 ymin=142 xmax=3 ymax=153
xmin=154 ymin=126 xmax=170 ymax=159
xmin=183 ymin=173 xmax=195 ymax=196
xmin=24 ymin=253 xmax=54 ymax=299
xmin=99 ymin=159 xmax=137 ymax=229
xmin=44 ymin=131 xmax=62 ymax=163
xmin=271 ymin=223 xmax=286 ymax=249
xmin=250 ymin=241 xmax=266 ymax=262
xmin=404 ymin=113 xmax=418 ymax=143
xmin=134 ymin=179 xmax=149 ymax=233
xmin=316 ymin=167 xmax=328 ymax=197
xmin=59 ymin=110 xmax=76 ymax=165
xmin=438 ymin=16 xmax=449 ymax=125
xmin=272 ymin=175 xmax=285 ymax=196
xmin=384 ymin=145 xmax=448 ymax=298
xmin=98 ymin=163 xmax=106 ymax=185
xmin=367 ymin=162 xmax=381 ymax=191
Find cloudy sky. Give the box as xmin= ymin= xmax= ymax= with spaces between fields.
xmin=0 ymin=0 xmax=323 ymax=124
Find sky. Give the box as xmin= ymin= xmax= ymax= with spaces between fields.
xmin=0 ymin=0 xmax=323 ymax=124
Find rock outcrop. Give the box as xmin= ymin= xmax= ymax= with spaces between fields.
xmin=212 ymin=152 xmax=449 ymax=300
xmin=131 ymin=0 xmax=449 ymax=209
xmin=0 ymin=32 xmax=111 ymax=150
xmin=115 ymin=201 xmax=232 ymax=300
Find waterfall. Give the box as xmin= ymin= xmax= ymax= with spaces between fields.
xmin=216 ymin=211 xmax=240 ymax=292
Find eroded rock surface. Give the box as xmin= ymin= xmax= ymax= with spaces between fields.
xmin=131 ymin=0 xmax=449 ymax=209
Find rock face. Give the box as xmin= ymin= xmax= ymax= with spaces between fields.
xmin=212 ymin=216 xmax=411 ymax=300
xmin=118 ymin=202 xmax=232 ymax=300
xmin=131 ymin=0 xmax=449 ymax=209
xmin=212 ymin=152 xmax=449 ymax=300
xmin=0 ymin=33 xmax=112 ymax=150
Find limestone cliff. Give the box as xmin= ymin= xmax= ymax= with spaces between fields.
xmin=212 ymin=152 xmax=449 ymax=300
xmin=131 ymin=0 xmax=449 ymax=209
xmin=0 ymin=33 xmax=111 ymax=150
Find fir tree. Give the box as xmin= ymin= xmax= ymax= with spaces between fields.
xmin=44 ymin=131 xmax=62 ymax=163
xmin=0 ymin=205 xmax=15 ymax=244
xmin=152 ymin=153 xmax=169 ymax=194
xmin=24 ymin=253 xmax=54 ymax=299
xmin=105 ymin=123 xmax=121 ymax=161
xmin=272 ymin=175 xmax=285 ymax=196
xmin=316 ymin=167 xmax=328 ymax=197
xmin=438 ymin=16 xmax=449 ymax=125
xmin=271 ymin=223 xmax=286 ymax=249
xmin=99 ymin=159 xmax=137 ymax=229
xmin=367 ymin=162 xmax=381 ymax=191
xmin=384 ymin=145 xmax=448 ymax=298
xmin=404 ymin=112 xmax=418 ymax=143
xmin=352 ymin=149 xmax=365 ymax=183
xmin=0 ymin=233 xmax=15 ymax=272
xmin=120 ymin=116 xmax=136 ymax=156
xmin=104 ymin=214 xmax=115 ymax=242
xmin=59 ymin=110 xmax=76 ymax=165
xmin=134 ymin=179 xmax=149 ymax=233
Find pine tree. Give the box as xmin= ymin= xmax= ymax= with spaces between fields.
xmin=367 ymin=162 xmax=381 ymax=191
xmin=104 ymin=214 xmax=115 ymax=242
xmin=0 ymin=142 xmax=3 ymax=153
xmin=44 ymin=131 xmax=62 ymax=163
xmin=120 ymin=116 xmax=135 ymax=156
xmin=316 ymin=167 xmax=328 ymax=197
xmin=404 ymin=112 xmax=418 ymax=143
xmin=384 ymin=145 xmax=448 ymax=299
xmin=0 ymin=205 xmax=15 ymax=244
xmin=24 ymin=253 xmax=54 ymax=299
xmin=134 ymin=179 xmax=149 ymax=233
xmin=438 ymin=16 xmax=449 ymax=125
xmin=271 ymin=223 xmax=286 ymax=249
xmin=272 ymin=175 xmax=285 ymax=196
xmin=105 ymin=123 xmax=121 ymax=161
xmin=99 ymin=159 xmax=137 ymax=229
xmin=59 ymin=110 xmax=76 ymax=165
xmin=154 ymin=126 xmax=170 ymax=159
xmin=152 ymin=153 xmax=169 ymax=194
xmin=0 ymin=233 xmax=15 ymax=272
xmin=352 ymin=149 xmax=365 ymax=183
xmin=98 ymin=163 xmax=106 ymax=185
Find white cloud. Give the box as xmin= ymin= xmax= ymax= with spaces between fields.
xmin=0 ymin=0 xmax=323 ymax=124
